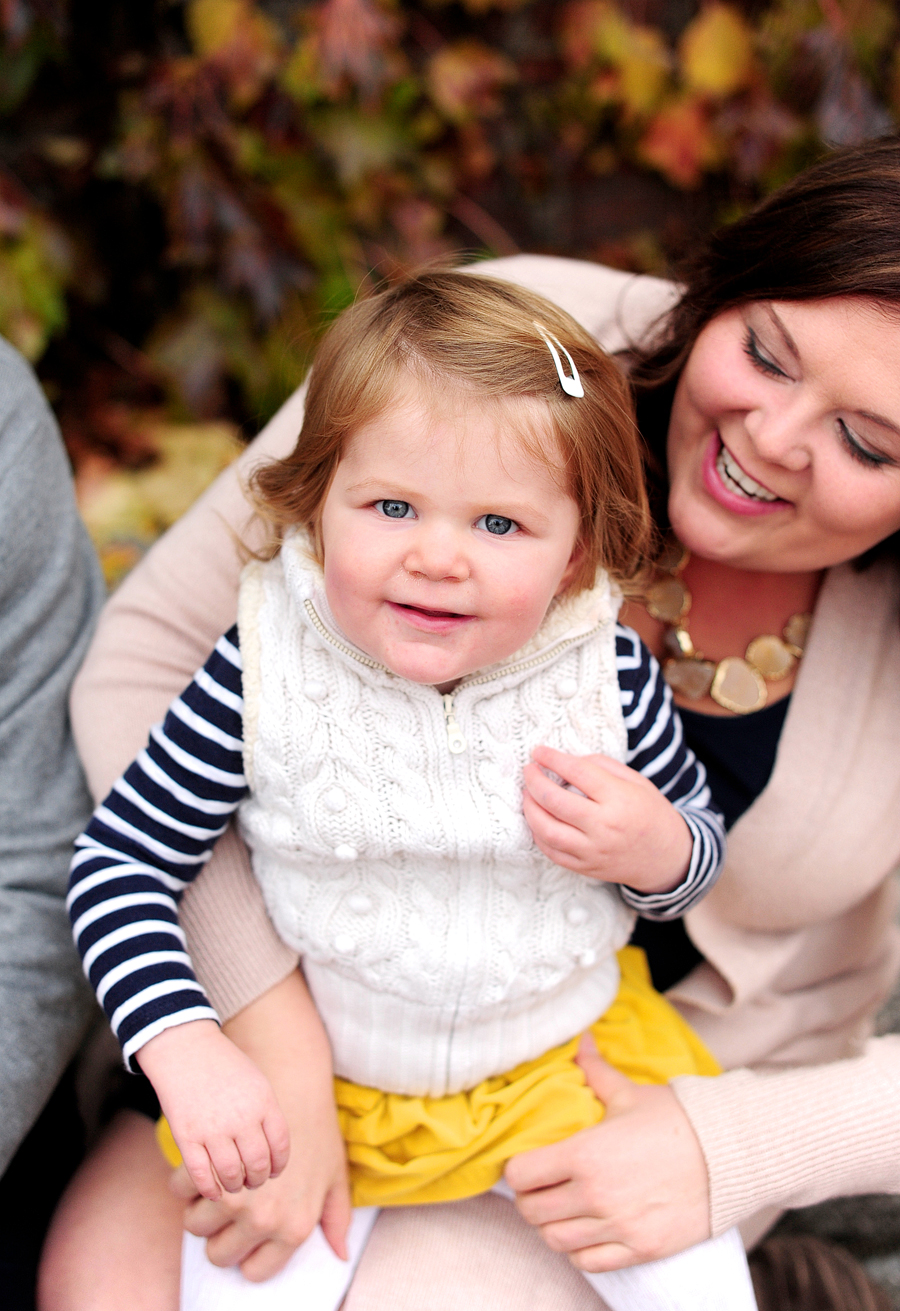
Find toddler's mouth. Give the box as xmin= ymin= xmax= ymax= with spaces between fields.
xmin=388 ymin=601 xmax=474 ymax=631
xmin=397 ymin=603 xmax=467 ymax=619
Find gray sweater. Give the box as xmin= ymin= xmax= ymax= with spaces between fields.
xmin=0 ymin=336 xmax=104 ymax=1174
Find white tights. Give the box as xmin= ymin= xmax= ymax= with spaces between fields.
xmin=180 ymin=1183 xmax=758 ymax=1311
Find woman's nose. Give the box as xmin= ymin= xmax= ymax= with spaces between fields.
xmin=743 ymin=402 xmax=813 ymax=472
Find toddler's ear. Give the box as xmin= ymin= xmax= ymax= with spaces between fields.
xmin=555 ymin=541 xmax=586 ymax=596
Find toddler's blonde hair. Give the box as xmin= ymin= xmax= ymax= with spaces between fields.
xmin=251 ymin=269 xmax=651 ymax=593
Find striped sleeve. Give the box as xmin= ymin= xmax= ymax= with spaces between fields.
xmin=68 ymin=627 xmax=247 ymax=1070
xmin=615 ymin=624 xmax=726 ymax=920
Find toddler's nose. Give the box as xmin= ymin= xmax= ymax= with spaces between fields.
xmin=404 ymin=526 xmax=470 ymax=582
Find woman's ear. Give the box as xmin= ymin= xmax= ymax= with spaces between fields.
xmin=555 ymin=540 xmax=586 ymax=596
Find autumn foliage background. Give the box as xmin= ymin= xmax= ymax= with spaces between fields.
xmin=1 ymin=0 xmax=897 ymax=583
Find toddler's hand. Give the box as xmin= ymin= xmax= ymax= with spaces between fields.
xmin=137 ymin=1019 xmax=290 ymax=1201
xmin=522 ymin=745 xmax=692 ymax=895
xmin=171 ymin=1093 xmax=351 ymax=1280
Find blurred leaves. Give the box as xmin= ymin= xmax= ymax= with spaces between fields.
xmin=75 ymin=415 xmax=243 ymax=588
xmin=0 ymin=0 xmax=894 ymax=579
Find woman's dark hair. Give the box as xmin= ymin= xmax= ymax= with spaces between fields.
xmin=632 ymin=134 xmax=900 ymax=561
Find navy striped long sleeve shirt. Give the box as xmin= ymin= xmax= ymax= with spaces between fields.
xmin=69 ymin=624 xmax=725 ymax=1068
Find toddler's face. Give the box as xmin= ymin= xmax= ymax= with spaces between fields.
xmin=319 ymin=374 xmax=583 ymax=691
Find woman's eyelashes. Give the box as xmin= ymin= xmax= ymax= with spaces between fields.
xmin=742 ymin=328 xmax=788 ymax=380
xmin=836 ymin=420 xmax=893 ymax=469
xmin=741 ymin=329 xmax=895 ymax=471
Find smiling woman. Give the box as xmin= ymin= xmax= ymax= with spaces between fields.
xmin=667 ymin=299 xmax=900 ymax=572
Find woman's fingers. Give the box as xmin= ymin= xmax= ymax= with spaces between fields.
xmin=263 ymin=1106 xmax=291 ymax=1178
xmin=169 ymin=1162 xmax=201 ymax=1201
xmin=239 ymin=1239 xmax=297 ymax=1283
xmin=182 ymin=1197 xmax=235 ymax=1241
xmin=537 ymin=1212 xmax=615 ymax=1254
xmin=569 ymin=1241 xmax=638 ymax=1274
xmin=574 ymin=1033 xmax=639 ymax=1112
xmin=319 ymin=1177 xmax=352 ymax=1261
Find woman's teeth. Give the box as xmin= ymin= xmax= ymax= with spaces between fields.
xmin=716 ymin=445 xmax=779 ymax=502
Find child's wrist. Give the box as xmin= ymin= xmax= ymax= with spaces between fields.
xmin=136 ymin=1017 xmax=223 ymax=1085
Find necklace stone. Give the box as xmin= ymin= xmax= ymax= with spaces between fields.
xmin=643 ymin=547 xmax=811 ymax=715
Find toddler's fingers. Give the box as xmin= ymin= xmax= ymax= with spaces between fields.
xmin=531 ymin=745 xmax=631 ymax=796
xmin=235 ymin=1124 xmax=276 ymax=1190
xmin=262 ymin=1106 xmax=291 ymax=1178
xmin=320 ymin=1175 xmax=353 ymax=1262
xmin=207 ymin=1137 xmax=247 ymax=1194
xmin=523 ymin=792 xmax=591 ymax=867
xmin=523 ymin=762 xmax=592 ymax=828
xmin=180 ymin=1143 xmax=222 ymax=1202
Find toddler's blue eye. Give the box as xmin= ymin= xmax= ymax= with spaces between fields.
xmin=478 ymin=514 xmax=518 ymax=536
xmin=377 ymin=500 xmax=413 ymax=519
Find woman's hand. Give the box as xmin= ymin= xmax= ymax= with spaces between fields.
xmin=504 ymin=1034 xmax=711 ymax=1272
xmin=523 ymin=745 xmax=693 ymax=894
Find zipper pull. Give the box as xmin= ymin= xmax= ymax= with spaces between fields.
xmin=441 ymin=694 xmax=466 ymax=753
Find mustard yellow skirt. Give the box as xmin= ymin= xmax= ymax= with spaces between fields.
xmin=158 ymin=946 xmax=718 ymax=1208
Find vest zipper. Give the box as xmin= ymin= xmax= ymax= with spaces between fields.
xmin=304 ymin=599 xmax=605 ymax=755
xmin=441 ymin=694 xmax=466 ymax=754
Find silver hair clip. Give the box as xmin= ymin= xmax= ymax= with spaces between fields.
xmin=533 ymin=321 xmax=584 ymax=398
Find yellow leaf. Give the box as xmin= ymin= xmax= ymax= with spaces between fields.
xmin=679 ymin=3 xmax=755 ymax=98
xmin=186 ymin=0 xmax=244 ymax=56
xmin=563 ymin=2 xmax=670 ymax=115
xmin=76 ymin=419 xmax=243 ymax=588
xmin=186 ymin=0 xmax=279 ymax=65
xmin=618 ymin=25 xmax=672 ymax=115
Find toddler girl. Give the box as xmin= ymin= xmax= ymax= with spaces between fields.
xmin=70 ymin=271 xmax=755 ymax=1310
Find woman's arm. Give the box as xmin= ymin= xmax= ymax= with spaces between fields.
xmin=673 ymin=1034 xmax=900 ymax=1234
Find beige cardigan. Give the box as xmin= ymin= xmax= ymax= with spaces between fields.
xmin=71 ymin=255 xmax=900 ymax=1238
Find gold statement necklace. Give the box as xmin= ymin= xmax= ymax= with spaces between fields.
xmin=643 ymin=540 xmax=812 ymax=715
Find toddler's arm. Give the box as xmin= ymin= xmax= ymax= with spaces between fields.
xmin=68 ymin=626 xmax=288 ymax=1198
xmin=523 ymin=626 xmax=724 ymax=917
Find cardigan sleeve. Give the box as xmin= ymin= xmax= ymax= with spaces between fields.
xmin=671 ymin=1035 xmax=900 ymax=1236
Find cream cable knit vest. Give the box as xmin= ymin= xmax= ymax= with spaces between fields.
xmin=238 ymin=536 xmax=635 ymax=1096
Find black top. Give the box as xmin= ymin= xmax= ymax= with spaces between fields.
xmin=630 ymin=695 xmax=791 ymax=991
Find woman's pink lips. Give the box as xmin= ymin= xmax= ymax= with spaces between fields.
xmin=387 ymin=600 xmax=474 ymax=633
xmin=701 ymin=435 xmax=789 ymax=518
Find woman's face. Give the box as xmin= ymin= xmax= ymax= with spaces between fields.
xmin=666 ymin=297 xmax=900 ymax=572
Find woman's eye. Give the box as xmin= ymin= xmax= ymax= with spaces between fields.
xmin=837 ymin=419 xmax=892 ymax=469
xmin=376 ymin=499 xmax=414 ymax=519
xmin=477 ymin=513 xmax=519 ymax=536
xmin=743 ymin=329 xmax=788 ymax=380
